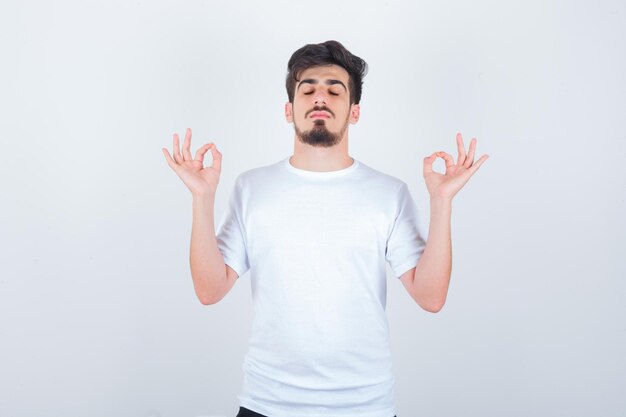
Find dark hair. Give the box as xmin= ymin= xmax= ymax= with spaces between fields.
xmin=285 ymin=40 xmax=368 ymax=105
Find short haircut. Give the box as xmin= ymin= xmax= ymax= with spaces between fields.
xmin=285 ymin=40 xmax=368 ymax=105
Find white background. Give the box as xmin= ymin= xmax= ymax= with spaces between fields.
xmin=1 ymin=1 xmax=624 ymax=416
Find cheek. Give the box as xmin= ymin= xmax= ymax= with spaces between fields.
xmin=293 ymin=102 xmax=307 ymax=118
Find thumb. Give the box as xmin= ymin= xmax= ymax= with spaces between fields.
xmin=423 ymin=153 xmax=437 ymax=176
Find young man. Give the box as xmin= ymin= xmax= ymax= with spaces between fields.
xmin=162 ymin=40 xmax=488 ymax=417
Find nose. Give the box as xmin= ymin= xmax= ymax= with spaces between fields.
xmin=314 ymin=91 xmax=327 ymax=105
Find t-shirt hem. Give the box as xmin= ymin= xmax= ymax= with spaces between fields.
xmin=239 ymin=397 xmax=396 ymax=417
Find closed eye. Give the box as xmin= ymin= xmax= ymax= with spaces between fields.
xmin=303 ymin=91 xmax=339 ymax=96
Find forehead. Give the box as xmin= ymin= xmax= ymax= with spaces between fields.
xmin=299 ymin=64 xmax=350 ymax=83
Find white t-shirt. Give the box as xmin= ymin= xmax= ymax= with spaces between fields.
xmin=216 ymin=156 xmax=426 ymax=417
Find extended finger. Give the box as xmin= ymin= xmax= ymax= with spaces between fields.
xmin=456 ymin=133 xmax=467 ymax=166
xmin=467 ymin=154 xmax=489 ymax=177
xmin=182 ymin=128 xmax=193 ymax=161
xmin=162 ymin=148 xmax=179 ymax=169
xmin=423 ymin=153 xmax=437 ymax=176
xmin=173 ymin=133 xmax=183 ymax=164
xmin=464 ymin=138 xmax=477 ymax=168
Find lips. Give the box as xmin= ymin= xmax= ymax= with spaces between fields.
xmin=310 ymin=111 xmax=330 ymax=118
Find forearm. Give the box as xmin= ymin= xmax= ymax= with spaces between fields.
xmin=189 ymin=193 xmax=227 ymax=304
xmin=412 ymin=196 xmax=453 ymax=312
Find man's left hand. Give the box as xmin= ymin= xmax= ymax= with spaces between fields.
xmin=423 ymin=132 xmax=489 ymax=200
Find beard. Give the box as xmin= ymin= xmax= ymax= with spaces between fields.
xmin=294 ymin=116 xmax=349 ymax=148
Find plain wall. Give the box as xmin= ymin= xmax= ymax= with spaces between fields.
xmin=1 ymin=0 xmax=624 ymax=416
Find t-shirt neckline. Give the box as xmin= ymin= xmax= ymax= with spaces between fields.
xmin=283 ymin=156 xmax=360 ymax=179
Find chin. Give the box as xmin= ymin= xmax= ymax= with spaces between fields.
xmin=312 ymin=119 xmax=330 ymax=128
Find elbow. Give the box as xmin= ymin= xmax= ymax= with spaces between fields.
xmin=423 ymin=302 xmax=444 ymax=313
xmin=414 ymin=283 xmax=448 ymax=313
xmin=417 ymin=296 xmax=446 ymax=313
xmin=412 ymin=270 xmax=450 ymax=314
xmin=198 ymin=296 xmax=218 ymax=305
xmin=195 ymin=288 xmax=223 ymax=306
xmin=198 ymin=293 xmax=223 ymax=305
xmin=193 ymin=272 xmax=227 ymax=306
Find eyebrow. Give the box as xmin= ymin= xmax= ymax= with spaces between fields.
xmin=297 ymin=78 xmax=347 ymax=92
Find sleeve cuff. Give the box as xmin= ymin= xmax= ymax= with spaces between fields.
xmin=223 ymin=256 xmax=247 ymax=279
xmin=392 ymin=255 xmax=422 ymax=279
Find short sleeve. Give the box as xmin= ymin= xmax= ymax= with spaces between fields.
xmin=215 ymin=176 xmax=250 ymax=278
xmin=385 ymin=182 xmax=427 ymax=278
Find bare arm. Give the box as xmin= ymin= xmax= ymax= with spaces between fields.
xmin=190 ymin=193 xmax=238 ymax=305
xmin=162 ymin=128 xmax=237 ymax=305
xmin=411 ymin=197 xmax=452 ymax=312
xmin=401 ymin=133 xmax=488 ymax=312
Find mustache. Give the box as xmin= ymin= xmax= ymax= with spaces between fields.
xmin=306 ymin=106 xmax=334 ymax=118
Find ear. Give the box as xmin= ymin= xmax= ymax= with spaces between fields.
xmin=285 ymin=102 xmax=293 ymax=123
xmin=349 ymin=103 xmax=361 ymax=124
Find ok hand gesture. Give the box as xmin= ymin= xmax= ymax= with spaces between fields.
xmin=162 ymin=128 xmax=222 ymax=196
xmin=423 ymin=133 xmax=489 ymax=200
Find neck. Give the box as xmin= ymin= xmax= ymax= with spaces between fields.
xmin=290 ymin=135 xmax=352 ymax=172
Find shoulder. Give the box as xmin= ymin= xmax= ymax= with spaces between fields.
xmin=234 ymin=158 xmax=285 ymax=188
xmin=357 ymin=160 xmax=408 ymax=194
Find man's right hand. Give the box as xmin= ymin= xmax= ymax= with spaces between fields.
xmin=162 ymin=128 xmax=222 ymax=196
